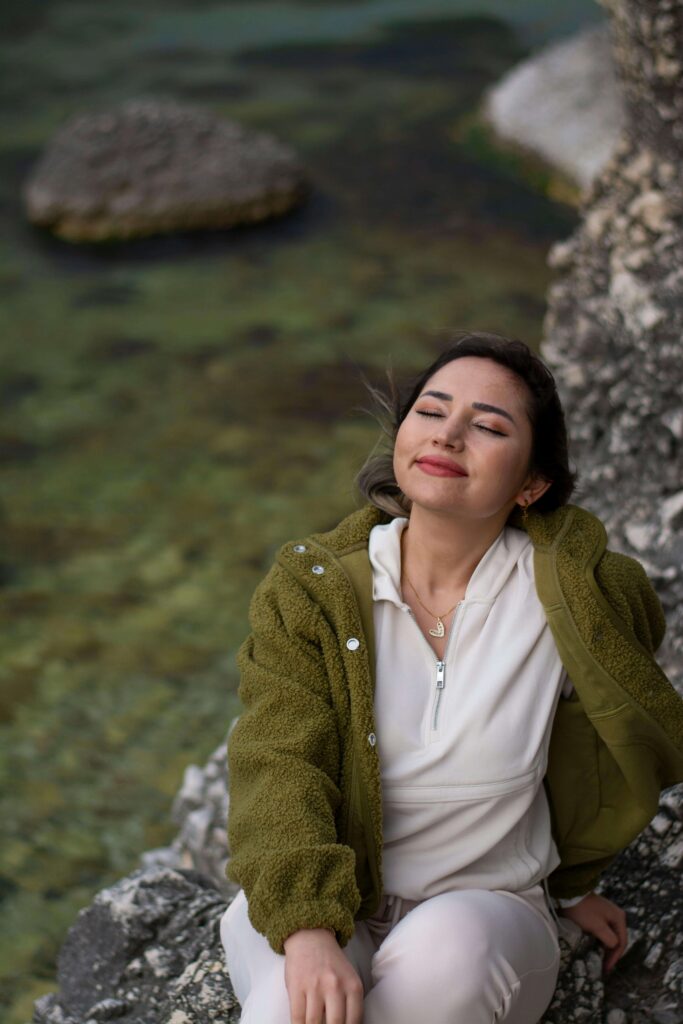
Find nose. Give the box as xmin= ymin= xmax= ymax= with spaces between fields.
xmin=431 ymin=417 xmax=465 ymax=450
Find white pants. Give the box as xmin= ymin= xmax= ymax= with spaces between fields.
xmin=220 ymin=884 xmax=562 ymax=1024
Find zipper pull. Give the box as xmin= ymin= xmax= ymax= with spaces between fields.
xmin=436 ymin=661 xmax=445 ymax=689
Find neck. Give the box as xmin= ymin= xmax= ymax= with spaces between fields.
xmin=401 ymin=504 xmax=511 ymax=600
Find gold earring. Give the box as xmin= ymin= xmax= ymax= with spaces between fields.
xmin=521 ymin=500 xmax=529 ymax=524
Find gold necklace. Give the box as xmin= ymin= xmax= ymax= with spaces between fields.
xmin=400 ymin=530 xmax=463 ymax=638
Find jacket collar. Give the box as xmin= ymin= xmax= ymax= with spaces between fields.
xmin=306 ymin=501 xmax=607 ymax=565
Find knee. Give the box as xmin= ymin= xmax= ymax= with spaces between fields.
xmin=423 ymin=916 xmax=495 ymax=1008
xmin=373 ymin=894 xmax=500 ymax=1016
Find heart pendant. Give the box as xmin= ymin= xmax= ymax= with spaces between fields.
xmin=429 ymin=618 xmax=445 ymax=638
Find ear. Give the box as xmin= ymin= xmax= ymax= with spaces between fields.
xmin=515 ymin=473 xmax=552 ymax=509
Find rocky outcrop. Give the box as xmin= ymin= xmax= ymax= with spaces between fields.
xmin=483 ymin=22 xmax=625 ymax=189
xmin=31 ymin=734 xmax=682 ymax=1024
xmin=540 ymin=3 xmax=683 ymax=1013
xmin=140 ymin=737 xmax=237 ymax=900
xmin=23 ymin=98 xmax=309 ymax=242
xmin=541 ymin=0 xmax=683 ymax=694
xmin=32 ymin=868 xmax=240 ymax=1024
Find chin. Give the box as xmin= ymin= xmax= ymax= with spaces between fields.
xmin=403 ymin=490 xmax=466 ymax=515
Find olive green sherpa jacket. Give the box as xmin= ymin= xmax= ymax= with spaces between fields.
xmin=226 ymin=502 xmax=683 ymax=955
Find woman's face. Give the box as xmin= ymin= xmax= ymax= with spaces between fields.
xmin=393 ymin=356 xmax=548 ymax=521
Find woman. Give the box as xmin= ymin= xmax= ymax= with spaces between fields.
xmin=220 ymin=332 xmax=683 ymax=1024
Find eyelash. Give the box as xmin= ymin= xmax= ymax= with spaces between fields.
xmin=416 ymin=410 xmax=505 ymax=436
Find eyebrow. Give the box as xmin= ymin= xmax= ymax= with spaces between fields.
xmin=421 ymin=390 xmax=516 ymax=425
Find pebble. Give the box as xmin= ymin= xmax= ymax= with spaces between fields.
xmin=661 ymin=838 xmax=683 ymax=870
xmin=651 ymin=813 xmax=673 ymax=836
xmin=663 ymin=958 xmax=683 ymax=992
xmin=645 ymin=941 xmax=664 ymax=969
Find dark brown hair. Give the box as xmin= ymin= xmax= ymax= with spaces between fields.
xmin=356 ymin=330 xmax=577 ymax=518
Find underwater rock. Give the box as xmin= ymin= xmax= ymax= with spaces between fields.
xmin=23 ymin=98 xmax=310 ymax=242
xmin=483 ymin=22 xmax=624 ymax=189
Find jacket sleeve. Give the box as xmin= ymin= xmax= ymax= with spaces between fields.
xmin=594 ymin=549 xmax=666 ymax=653
xmin=546 ymin=851 xmax=619 ymax=901
xmin=225 ymin=560 xmax=361 ymax=954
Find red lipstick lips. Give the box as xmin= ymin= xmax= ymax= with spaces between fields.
xmin=416 ymin=457 xmax=467 ymax=477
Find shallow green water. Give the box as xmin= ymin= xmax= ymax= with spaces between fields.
xmin=0 ymin=1 xmax=597 ymax=1019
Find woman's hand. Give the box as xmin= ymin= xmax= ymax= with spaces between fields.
xmin=558 ymin=893 xmax=628 ymax=975
xmin=283 ymin=927 xmax=364 ymax=1024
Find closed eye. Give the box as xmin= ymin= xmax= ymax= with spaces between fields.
xmin=416 ymin=410 xmax=506 ymax=435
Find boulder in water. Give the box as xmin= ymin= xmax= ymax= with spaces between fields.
xmin=483 ymin=23 xmax=625 ymax=190
xmin=23 ymin=98 xmax=310 ymax=242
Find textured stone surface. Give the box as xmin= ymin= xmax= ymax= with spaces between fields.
xmin=483 ymin=22 xmax=624 ymax=188
xmin=32 ymin=868 xmax=239 ymax=1024
xmin=140 ymin=725 xmax=239 ymax=900
xmin=542 ymin=0 xmax=683 ymax=697
xmin=539 ymin=1 xmax=683 ymax=1019
xmin=30 ymin=762 xmax=683 ymax=1024
xmin=23 ymin=98 xmax=309 ymax=241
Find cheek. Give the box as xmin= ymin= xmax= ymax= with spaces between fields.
xmin=494 ymin=449 xmax=531 ymax=490
xmin=393 ymin=423 xmax=411 ymax=465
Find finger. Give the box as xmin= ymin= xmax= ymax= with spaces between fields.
xmin=324 ymin=989 xmax=346 ymax=1024
xmin=593 ymin=916 xmax=619 ymax=948
xmin=346 ymin=983 xmax=364 ymax=1024
xmin=610 ymin=921 xmax=626 ymax=966
xmin=602 ymin=929 xmax=626 ymax=972
xmin=305 ymin=991 xmax=324 ymax=1024
xmin=603 ymin=947 xmax=620 ymax=973
xmin=288 ymin=989 xmax=306 ymax=1024
xmin=604 ymin=911 xmax=628 ymax=969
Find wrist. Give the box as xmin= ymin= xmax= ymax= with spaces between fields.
xmin=555 ymin=892 xmax=592 ymax=910
xmin=283 ymin=927 xmax=336 ymax=952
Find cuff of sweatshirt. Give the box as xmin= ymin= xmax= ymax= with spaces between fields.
xmin=554 ymin=892 xmax=591 ymax=908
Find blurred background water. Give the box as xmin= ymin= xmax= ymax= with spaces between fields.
xmin=0 ymin=1 xmax=600 ymax=1020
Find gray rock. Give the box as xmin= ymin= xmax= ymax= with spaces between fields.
xmin=540 ymin=2 xmax=683 ymax=1019
xmin=541 ymin=1 xmax=683 ymax=694
xmin=32 ymin=867 xmax=239 ymax=1024
xmin=143 ymin=736 xmax=236 ymax=899
xmin=23 ymin=98 xmax=309 ymax=242
xmin=483 ymin=23 xmax=625 ymax=189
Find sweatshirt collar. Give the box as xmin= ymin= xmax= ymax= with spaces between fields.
xmin=368 ymin=515 xmax=532 ymax=609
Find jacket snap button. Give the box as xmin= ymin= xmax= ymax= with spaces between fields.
xmin=293 ymin=544 xmax=307 ymax=553
xmin=346 ymin=638 xmax=360 ymax=651
xmin=311 ymin=565 xmax=325 ymax=575
xmin=368 ymin=733 xmax=376 ymax=746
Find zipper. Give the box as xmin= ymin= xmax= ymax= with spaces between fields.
xmin=432 ymin=660 xmax=446 ymax=730
xmin=406 ymin=602 xmax=464 ymax=739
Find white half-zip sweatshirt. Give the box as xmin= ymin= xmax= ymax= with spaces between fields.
xmin=369 ymin=516 xmax=582 ymax=905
